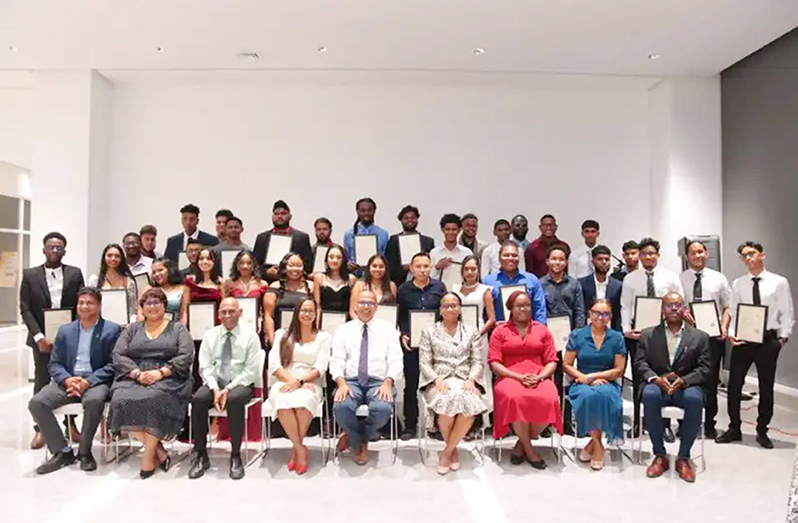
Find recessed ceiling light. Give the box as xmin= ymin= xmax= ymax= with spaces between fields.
xmin=236 ymin=51 xmax=261 ymax=61
xmin=317 ymin=46 xmax=327 ymax=53
xmin=156 ymin=46 xmax=165 ymax=53
xmin=8 ymin=46 xmax=17 ymax=52
xmin=648 ymin=53 xmax=662 ymax=60
xmin=472 ymin=48 xmax=485 ymax=55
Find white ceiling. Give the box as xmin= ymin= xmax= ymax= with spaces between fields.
xmin=0 ymin=0 xmax=796 ymax=77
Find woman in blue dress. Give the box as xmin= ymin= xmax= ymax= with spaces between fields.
xmin=563 ymin=298 xmax=626 ymax=470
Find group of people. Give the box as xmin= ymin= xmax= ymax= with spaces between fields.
xmin=21 ymin=198 xmax=794 ymax=483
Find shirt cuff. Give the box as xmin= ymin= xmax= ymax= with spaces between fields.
xmin=647 ymin=376 xmax=657 ymax=383
xmin=33 ymin=333 xmax=45 ymax=342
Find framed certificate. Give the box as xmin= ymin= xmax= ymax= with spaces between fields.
xmin=178 ymin=251 xmax=190 ymax=271
xmin=461 ymin=304 xmax=480 ymax=330
xmin=188 ymin=302 xmax=216 ymax=341
xmin=313 ymin=246 xmax=329 ymax=274
xmin=499 ymin=284 xmax=527 ymax=321
xmin=409 ymin=310 xmax=436 ymax=348
xmin=690 ymin=301 xmax=721 ymax=338
xmin=374 ymin=304 xmax=397 ymax=326
xmin=547 ymin=315 xmax=572 ymax=352
xmin=164 ymin=311 xmax=175 ymax=322
xmin=101 ymin=289 xmax=130 ymax=325
xmin=44 ymin=308 xmax=72 ymax=341
xmin=238 ymin=296 xmax=259 ymax=332
xmin=398 ymin=234 xmax=421 ymax=266
xmin=133 ymin=273 xmax=150 ymax=299
xmin=266 ymin=234 xmax=292 ymax=266
xmin=735 ymin=304 xmax=768 ymax=344
xmin=440 ymin=261 xmax=463 ymax=291
xmin=279 ymin=308 xmax=295 ymax=330
xmin=321 ymin=310 xmax=347 ymax=335
xmin=633 ymin=296 xmax=662 ymax=331
xmin=354 ymin=234 xmax=378 ymax=266
xmin=221 ymin=250 xmax=241 ymax=277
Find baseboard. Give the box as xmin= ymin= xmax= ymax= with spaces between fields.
xmin=744 ymin=376 xmax=798 ymax=412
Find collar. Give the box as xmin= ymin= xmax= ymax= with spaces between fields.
xmin=45 ymin=265 xmax=64 ymax=276
xmin=272 ymin=226 xmax=292 ymax=235
xmin=223 ymin=324 xmax=241 ymax=337
xmin=355 ymin=317 xmax=375 ymax=329
xmin=665 ymin=323 xmax=685 ymax=337
xmin=535 ymin=235 xmax=559 ymax=246
xmin=184 ymin=230 xmax=199 ymax=240
xmin=79 ymin=318 xmax=99 ymax=331
xmin=747 ymin=270 xmax=768 ymax=280
xmin=316 ymin=240 xmax=333 ymax=248
xmin=594 ymin=273 xmax=608 ymax=285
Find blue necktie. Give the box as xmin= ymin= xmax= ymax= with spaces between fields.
xmin=358 ymin=324 xmax=369 ymax=388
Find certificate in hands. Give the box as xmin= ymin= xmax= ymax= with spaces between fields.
xmin=499 ymin=284 xmax=527 ymax=321
xmin=440 ymin=262 xmax=463 ymax=291
xmin=265 ymin=234 xmax=292 ymax=266
xmin=279 ymin=308 xmax=295 ymax=330
xmin=238 ymin=296 xmax=259 ymax=332
xmin=354 ymin=234 xmax=378 ymax=267
xmin=374 ymin=304 xmax=397 ymax=326
xmin=178 ymin=251 xmax=190 ymax=271
xmin=690 ymin=301 xmax=721 ymax=338
xmin=409 ymin=310 xmax=436 ymax=348
xmin=321 ymin=311 xmax=347 ymax=335
xmin=633 ymin=296 xmax=662 ymax=331
xmin=163 ymin=311 xmax=175 ymax=322
xmin=221 ymin=250 xmax=241 ymax=278
xmin=101 ymin=289 xmax=130 ymax=326
xmin=188 ymin=303 xmax=216 ymax=341
xmin=398 ymin=234 xmax=422 ymax=266
xmin=735 ymin=304 xmax=768 ymax=344
xmin=461 ymin=304 xmax=479 ymax=330
xmin=44 ymin=309 xmax=72 ymax=341
xmin=547 ymin=315 xmax=572 ymax=352
xmin=133 ymin=273 xmax=150 ymax=299
xmin=313 ymin=246 xmax=329 ymax=274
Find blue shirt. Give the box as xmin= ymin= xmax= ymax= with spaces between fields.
xmin=74 ymin=322 xmax=96 ymax=376
xmin=483 ymin=270 xmax=547 ymax=323
xmin=540 ymin=274 xmax=586 ymax=328
xmin=396 ymin=279 xmax=447 ymax=336
xmin=343 ymin=222 xmax=390 ymax=265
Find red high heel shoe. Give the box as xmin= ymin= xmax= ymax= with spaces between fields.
xmin=295 ymin=463 xmax=308 ymax=475
xmin=287 ymin=459 xmax=296 ymax=471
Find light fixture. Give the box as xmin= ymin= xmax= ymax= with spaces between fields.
xmin=648 ymin=53 xmax=662 ymax=60
xmin=8 ymin=46 xmax=17 ymax=52
xmin=236 ymin=51 xmax=261 ymax=61
xmin=156 ymin=46 xmax=165 ymax=53
xmin=472 ymin=47 xmax=485 ymax=55
xmin=317 ymin=46 xmax=327 ymax=53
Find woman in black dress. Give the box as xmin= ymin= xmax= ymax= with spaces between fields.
xmin=313 ymin=244 xmax=356 ymax=326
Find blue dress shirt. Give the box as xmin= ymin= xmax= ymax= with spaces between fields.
xmin=483 ymin=270 xmax=547 ymax=323
xmin=74 ymin=323 xmax=96 ymax=376
xmin=343 ymin=223 xmax=390 ymax=265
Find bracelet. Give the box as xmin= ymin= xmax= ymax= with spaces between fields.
xmin=132 ymin=369 xmax=141 ymax=380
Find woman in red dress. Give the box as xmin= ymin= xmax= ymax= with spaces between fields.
xmin=489 ymin=290 xmax=562 ymax=469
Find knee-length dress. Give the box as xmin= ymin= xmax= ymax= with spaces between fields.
xmin=267 ymin=329 xmax=331 ymax=418
xmin=566 ymin=326 xmax=626 ymax=443
xmin=489 ymin=321 xmax=563 ymax=438
xmin=453 ymin=282 xmax=493 ymax=408
xmin=109 ymin=321 xmax=194 ymax=439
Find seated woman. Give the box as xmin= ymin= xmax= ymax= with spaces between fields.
xmin=222 ymin=250 xmax=269 ymax=301
xmin=313 ymin=244 xmax=356 ymax=326
xmin=419 ymin=292 xmax=487 ymax=475
xmin=263 ymin=252 xmax=316 ymax=347
xmin=489 ymin=290 xmax=562 ymax=469
xmin=108 ymin=288 xmax=194 ymax=478
xmin=145 ymin=258 xmax=188 ymax=323
xmin=88 ymin=243 xmax=140 ymax=322
xmin=268 ymin=298 xmax=330 ymax=475
xmin=563 ymin=299 xmax=626 ymax=470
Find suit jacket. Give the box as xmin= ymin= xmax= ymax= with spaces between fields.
xmin=634 ymin=323 xmax=710 ymax=388
xmin=578 ymin=274 xmax=622 ymax=331
xmin=48 ymin=318 xmax=120 ymax=387
xmin=385 ymin=232 xmax=435 ymax=286
xmin=19 ymin=264 xmax=85 ymax=348
xmin=252 ymin=228 xmax=313 ymax=275
xmin=164 ymin=230 xmax=219 ymax=263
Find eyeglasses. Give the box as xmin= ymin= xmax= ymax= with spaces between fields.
xmin=143 ymin=300 xmax=163 ymax=307
xmin=358 ymin=301 xmax=377 ymax=308
xmin=441 ymin=304 xmax=461 ymax=311
xmin=639 ymin=251 xmax=658 ymax=258
xmin=44 ymin=245 xmax=65 ymax=252
xmin=590 ymin=311 xmax=611 ymax=319
xmin=512 ymin=304 xmax=531 ymax=310
xmin=740 ymin=252 xmax=758 ymax=259
xmin=663 ymin=303 xmax=684 ymax=311
xmin=299 ymin=309 xmax=316 ymax=315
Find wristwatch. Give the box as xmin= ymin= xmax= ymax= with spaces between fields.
xmin=299 ymin=379 xmax=305 ymax=386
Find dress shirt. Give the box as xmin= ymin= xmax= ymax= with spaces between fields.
xmin=480 ymin=241 xmax=527 ymax=279
xmin=397 ymin=279 xmax=447 ymax=335
xmin=568 ymin=244 xmax=595 ymax=279
xmin=539 ymin=274 xmax=586 ymax=328
xmin=33 ymin=266 xmax=64 ymax=343
xmin=329 ymin=318 xmax=404 ymax=382
xmin=524 ymin=236 xmax=571 ymax=278
xmin=594 ymin=274 xmax=609 ymax=300
xmin=728 ymin=270 xmax=794 ymax=339
xmin=183 ymin=230 xmax=199 ymax=250
xmin=343 ymin=223 xmax=390 ymax=263
xmin=679 ymin=268 xmax=731 ymax=310
xmin=198 ymin=323 xmax=262 ymax=391
xmin=211 ymin=241 xmax=250 ymax=253
xmin=127 ymin=255 xmax=153 ymax=277
xmin=458 ymin=235 xmax=488 ymax=260
xmin=482 ymin=270 xmax=547 ymax=323
xmin=73 ymin=322 xmax=96 ymax=376
xmin=512 ymin=237 xmax=530 ymax=251
xmin=620 ymin=265 xmax=684 ymax=332
xmin=430 ymin=244 xmax=472 ymax=280
xmin=664 ymin=324 xmax=685 ymax=365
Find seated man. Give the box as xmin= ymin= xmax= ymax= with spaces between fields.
xmin=28 ymin=286 xmax=120 ymax=474
xmin=330 ymin=290 xmax=403 ymax=465
xmin=634 ymin=292 xmax=710 ymax=483
xmin=189 ymin=297 xmax=261 ymax=480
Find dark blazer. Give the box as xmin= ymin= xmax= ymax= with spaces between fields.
xmin=252 ymin=228 xmax=313 ymax=275
xmin=164 ymin=230 xmax=219 ymax=263
xmin=385 ymin=233 xmax=435 ymax=286
xmin=634 ymin=323 xmax=711 ymax=388
xmin=19 ymin=264 xmax=84 ymax=348
xmin=579 ymin=275 xmax=622 ymax=331
xmin=48 ymin=318 xmax=120 ymax=387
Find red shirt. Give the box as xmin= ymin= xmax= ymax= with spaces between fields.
xmin=524 ymin=236 xmax=571 ymax=278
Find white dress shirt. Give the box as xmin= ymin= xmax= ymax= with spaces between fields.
xmin=128 ymin=255 xmax=153 ymax=277
xmin=568 ymin=245 xmax=594 ymax=279
xmin=430 ymin=244 xmax=472 ymax=280
xmin=728 ymin=270 xmax=794 ymax=339
xmin=679 ymin=267 xmax=731 ymax=310
xmin=329 ymin=317 xmax=403 ymax=383
xmin=594 ymin=274 xmax=609 ymax=300
xmin=34 ymin=266 xmax=64 ymax=342
xmin=183 ymin=230 xmax=199 ymax=250
xmin=621 ymin=265 xmax=684 ymax=332
xmin=198 ymin=323 xmax=262 ymax=391
xmin=480 ymin=241 xmax=525 ymax=279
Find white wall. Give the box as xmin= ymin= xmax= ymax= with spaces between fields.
xmin=0 ymin=88 xmax=33 ymax=170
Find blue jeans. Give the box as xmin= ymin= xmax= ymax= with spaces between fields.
xmin=333 ymin=378 xmax=396 ymax=449
xmin=641 ymin=383 xmax=703 ymax=459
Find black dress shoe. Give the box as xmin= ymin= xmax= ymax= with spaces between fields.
xmin=400 ymin=428 xmax=415 ymax=441
xmin=540 ymin=426 xmax=552 ymax=438
xmin=527 ymin=457 xmax=547 ymax=470
xmin=188 ymin=452 xmax=210 ymax=479
xmin=158 ymin=454 xmax=172 ymax=472
xmin=36 ymin=450 xmax=75 ymax=475
xmin=79 ymin=453 xmax=97 ymax=472
xmin=509 ymin=453 xmax=524 ymax=465
xmin=756 ymin=433 xmax=774 ymax=449
xmin=715 ymin=429 xmax=742 ymax=444
xmin=230 ymin=455 xmax=245 ymax=480
xmin=140 ymin=468 xmax=156 ymax=479
xmin=663 ymin=427 xmax=676 ymax=443
xmin=704 ymin=426 xmax=718 ymax=439
xmin=369 ymin=432 xmax=382 ymax=443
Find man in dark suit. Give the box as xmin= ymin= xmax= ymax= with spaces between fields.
xmin=611 ymin=240 xmax=640 ymax=281
xmin=252 ymin=200 xmax=313 ymax=281
xmin=579 ymin=245 xmax=622 ymax=331
xmin=28 ymin=287 xmax=120 ymax=474
xmin=164 ymin=203 xmax=219 ymax=263
xmin=635 ymin=292 xmax=710 ymax=483
xmin=20 ymin=232 xmax=85 ymax=449
xmin=385 ymin=205 xmax=435 ymax=286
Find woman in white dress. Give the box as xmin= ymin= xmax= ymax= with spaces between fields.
xmin=268 ymin=297 xmax=330 ymax=474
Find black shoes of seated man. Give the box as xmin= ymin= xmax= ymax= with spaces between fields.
xmin=79 ymin=453 xmax=97 ymax=471
xmin=715 ymin=429 xmax=743 ymax=444
xmin=756 ymin=433 xmax=774 ymax=449
xmin=189 ymin=452 xmax=245 ymax=479
xmin=36 ymin=450 xmax=76 ymax=475
xmin=230 ymin=455 xmax=245 ymax=480
xmin=400 ymin=427 xmax=416 ymax=441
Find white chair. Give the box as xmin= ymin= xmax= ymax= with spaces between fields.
xmin=332 ymin=400 xmax=399 ymax=465
xmin=636 ymin=403 xmax=706 ymax=473
xmin=46 ymin=402 xmax=121 ymax=464
xmin=417 ymin=391 xmax=489 ymax=467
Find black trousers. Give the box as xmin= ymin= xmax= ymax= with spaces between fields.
xmin=31 ymin=345 xmax=52 ymax=431
xmin=553 ymin=353 xmax=572 ymax=431
xmin=625 ymin=338 xmax=641 ymax=428
xmin=702 ymin=336 xmax=727 ymax=430
xmin=403 ymin=349 xmax=420 ymax=430
xmin=727 ymin=331 xmax=780 ymax=434
xmin=191 ymin=385 xmax=253 ymax=454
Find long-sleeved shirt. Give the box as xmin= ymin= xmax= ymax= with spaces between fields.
xmin=199 ymin=323 xmax=262 ymax=391
xmin=480 ymin=241 xmax=527 ymax=279
xmin=540 ymin=274 xmax=586 ymax=328
xmin=430 ymin=244 xmax=472 ymax=280
xmin=620 ymin=265 xmax=684 ymax=332
xmin=73 ymin=323 xmax=96 ymax=376
xmin=459 ymin=235 xmax=488 ymax=261
xmin=568 ymin=244 xmax=595 ymax=279
xmin=728 ymin=270 xmax=794 ymax=339
xmin=343 ymin=222 xmax=390 ymax=265
xmin=679 ymin=267 xmax=731 ymax=310
xmin=329 ymin=317 xmax=404 ymax=382
xmin=397 ymin=279 xmax=447 ymax=336
xmin=482 ymin=270 xmax=547 ymax=323
xmin=33 ymin=266 xmax=64 ymax=343
xmin=524 ymin=236 xmax=571 ymax=278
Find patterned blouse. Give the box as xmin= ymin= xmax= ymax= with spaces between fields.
xmin=418 ymin=322 xmax=484 ymax=390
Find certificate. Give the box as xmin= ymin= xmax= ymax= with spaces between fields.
xmin=440 ymin=262 xmax=463 ymax=291
xmin=178 ymin=251 xmax=190 ymax=271
xmin=499 ymin=284 xmax=527 ymax=321
xmin=690 ymin=301 xmax=721 ymax=338
xmin=44 ymin=309 xmax=72 ymax=341
xmin=374 ymin=304 xmax=397 ymax=326
xmin=133 ymin=273 xmax=150 ymax=299
xmin=633 ymin=297 xmax=662 ymax=331
xmin=279 ymin=308 xmax=295 ymax=330
xmin=188 ymin=303 xmax=216 ymax=341
xmin=313 ymin=246 xmax=329 ymax=274
xmin=398 ymin=234 xmax=421 ymax=266
xmin=409 ymin=310 xmax=436 ymax=348
xmin=735 ymin=304 xmax=768 ymax=344
xmin=221 ymin=250 xmax=241 ymax=278
xmin=354 ymin=234 xmax=378 ymax=267
xmin=321 ymin=311 xmax=347 ymax=335
xmin=238 ymin=296 xmax=259 ymax=332
xmin=265 ymin=234 xmax=292 ymax=266
xmin=101 ymin=289 xmax=130 ymax=325
xmin=547 ymin=315 xmax=572 ymax=352
xmin=461 ymin=304 xmax=479 ymax=330
xmin=163 ymin=311 xmax=175 ymax=322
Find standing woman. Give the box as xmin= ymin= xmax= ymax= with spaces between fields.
xmin=263 ymin=252 xmax=316 ymax=347
xmin=349 ymin=254 xmax=397 ymax=319
xmin=222 ymin=250 xmax=269 ymax=300
xmin=313 ymin=244 xmax=357 ymax=327
xmin=89 ymin=243 xmax=140 ymax=323
xmin=185 ymin=248 xmax=224 ymax=389
xmin=146 ymin=258 xmax=189 ymax=324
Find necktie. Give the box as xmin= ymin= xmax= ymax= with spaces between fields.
xmin=646 ymin=271 xmax=655 ymax=298
xmin=358 ymin=324 xmax=369 ymax=388
xmin=587 ymin=252 xmax=594 ymax=275
xmin=218 ymin=331 xmax=233 ymax=387
xmin=693 ymin=273 xmax=703 ymax=302
xmin=752 ymin=277 xmax=762 ymax=306
xmin=668 ymin=332 xmax=678 ymax=365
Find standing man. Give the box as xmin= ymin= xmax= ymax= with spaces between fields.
xmin=569 ymin=220 xmax=600 ymax=279
xmin=139 ymin=225 xmax=160 ymax=259
xmin=525 ymin=214 xmax=571 ymax=278
xmin=480 ymin=219 xmax=512 ymax=279
xmin=612 ymin=240 xmax=640 ymax=281
xmin=510 ymin=215 xmax=530 ymax=251
xmin=215 ymin=209 xmax=235 ymax=244
xmin=483 ymin=242 xmax=547 ymax=324
xmin=716 ymin=241 xmax=794 ymax=449
xmin=20 ymin=232 xmax=85 ymax=449
xmin=123 ymin=232 xmax=152 ymax=277
xmin=579 ymin=245 xmax=622 ymax=331
xmin=458 ymin=213 xmax=488 ymax=260
xmin=164 ymin=204 xmax=219 ymax=263
xmin=252 ymin=200 xmax=313 ymax=281
xmin=384 ymin=205 xmax=435 ymax=286
xmin=679 ymin=240 xmax=731 ymax=438
xmin=212 ymin=216 xmax=250 ymax=253
xmin=429 ymin=213 xmax=470 ymax=282
xmin=540 ymin=245 xmax=586 ymax=329
xmin=313 ymin=217 xmax=333 ymax=250
xmin=343 ymin=197 xmax=390 ymax=274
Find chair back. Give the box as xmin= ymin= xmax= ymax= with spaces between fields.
xmin=254 ymin=349 xmax=266 ymax=389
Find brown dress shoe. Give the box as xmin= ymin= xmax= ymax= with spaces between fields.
xmin=354 ymin=445 xmax=369 ymax=466
xmin=30 ymin=431 xmax=45 ymax=450
xmin=336 ymin=432 xmax=350 ymax=453
xmin=646 ymin=456 xmax=669 ymax=478
xmin=675 ymin=458 xmax=695 ymax=483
